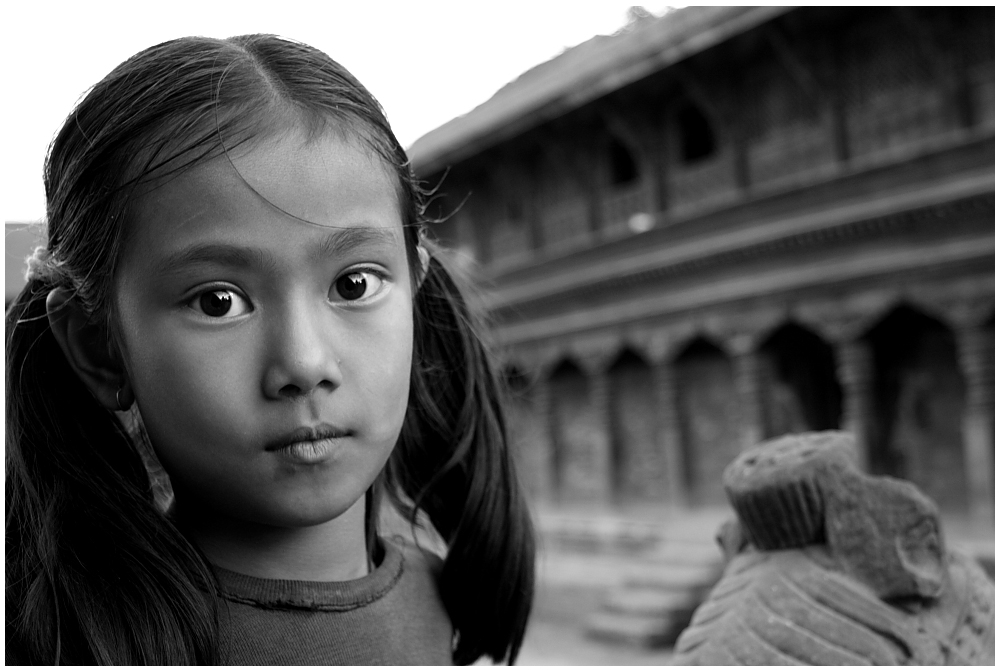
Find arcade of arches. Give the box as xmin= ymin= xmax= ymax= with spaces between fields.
xmin=503 ymin=304 xmax=994 ymax=516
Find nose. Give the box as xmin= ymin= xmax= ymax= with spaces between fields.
xmin=262 ymin=295 xmax=343 ymax=400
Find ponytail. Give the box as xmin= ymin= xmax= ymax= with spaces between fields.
xmin=6 ymin=32 xmax=535 ymax=666
xmin=384 ymin=251 xmax=536 ymax=665
xmin=5 ymin=284 xmax=219 ymax=664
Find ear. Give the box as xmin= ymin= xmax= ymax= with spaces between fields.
xmin=46 ymin=288 xmax=132 ymax=412
xmin=415 ymin=244 xmax=431 ymax=289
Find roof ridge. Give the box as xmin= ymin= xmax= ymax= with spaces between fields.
xmin=408 ymin=7 xmax=793 ymax=173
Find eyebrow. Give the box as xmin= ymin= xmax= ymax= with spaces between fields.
xmin=153 ymin=226 xmax=401 ymax=277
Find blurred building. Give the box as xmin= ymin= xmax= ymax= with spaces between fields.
xmin=5 ymin=223 xmax=44 ymax=306
xmin=409 ymin=6 xmax=994 ymax=518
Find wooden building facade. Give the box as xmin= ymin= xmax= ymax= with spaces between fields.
xmin=408 ymin=6 xmax=994 ymax=517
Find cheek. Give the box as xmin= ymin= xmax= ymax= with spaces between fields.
xmin=146 ymin=348 xmax=245 ymax=420
xmin=123 ymin=323 xmax=259 ymax=461
xmin=129 ymin=321 xmax=228 ymax=400
xmin=354 ymin=306 xmax=414 ymax=435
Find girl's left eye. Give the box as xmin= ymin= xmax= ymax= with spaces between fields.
xmin=331 ymin=270 xmax=385 ymax=302
xmin=189 ymin=289 xmax=252 ymax=318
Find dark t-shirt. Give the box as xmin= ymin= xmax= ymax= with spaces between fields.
xmin=212 ymin=537 xmax=454 ymax=665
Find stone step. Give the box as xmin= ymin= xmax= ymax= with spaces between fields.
xmin=621 ymin=561 xmax=722 ymax=590
xmin=533 ymin=505 xmax=730 ymax=644
xmin=585 ymin=610 xmax=688 ymax=648
xmin=583 ymin=548 xmax=724 ymax=648
xmin=602 ymin=585 xmax=707 ymax=617
xmin=646 ymin=540 xmax=724 ymax=566
xmin=541 ymin=523 xmax=661 ymax=553
xmin=533 ymin=581 xmax=608 ymax=627
xmin=536 ymin=506 xmax=731 ymax=555
xmin=538 ymin=550 xmax=721 ymax=588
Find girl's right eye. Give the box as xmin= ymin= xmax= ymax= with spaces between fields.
xmin=188 ymin=289 xmax=252 ymax=318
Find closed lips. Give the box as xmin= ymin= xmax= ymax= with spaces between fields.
xmin=266 ymin=424 xmax=351 ymax=451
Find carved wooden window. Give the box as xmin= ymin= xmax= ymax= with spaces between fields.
xmin=536 ymin=152 xmax=589 ymax=251
xmin=669 ymin=100 xmax=737 ymax=215
xmin=954 ymin=7 xmax=994 ymax=127
xmin=744 ymin=67 xmax=818 ymax=144
xmin=609 ymin=137 xmax=639 ymax=185
xmin=677 ymin=103 xmax=716 ymax=163
xmin=841 ymin=14 xmax=947 ymax=157
xmin=602 ymin=137 xmax=646 ymax=236
xmin=743 ymin=60 xmax=831 ymax=186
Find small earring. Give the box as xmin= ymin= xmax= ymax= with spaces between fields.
xmin=116 ymin=386 xmax=131 ymax=412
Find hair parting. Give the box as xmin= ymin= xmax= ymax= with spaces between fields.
xmin=6 ymin=33 xmax=534 ymax=665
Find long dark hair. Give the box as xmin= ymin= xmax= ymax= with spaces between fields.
xmin=6 ymin=34 xmax=534 ymax=665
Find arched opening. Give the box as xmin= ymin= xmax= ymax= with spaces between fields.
xmin=759 ymin=323 xmax=843 ymax=438
xmin=608 ymin=349 xmax=664 ymax=503
xmin=866 ymin=305 xmax=967 ymax=510
xmin=602 ymin=136 xmax=647 ymax=237
xmin=609 ymin=137 xmax=639 ymax=185
xmin=674 ymin=337 xmax=741 ymax=505
xmin=502 ymin=365 xmax=542 ymax=499
xmin=548 ymin=359 xmax=592 ymax=502
xmin=677 ymin=103 xmax=716 ymax=163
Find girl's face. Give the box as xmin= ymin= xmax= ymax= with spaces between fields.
xmin=115 ymin=129 xmax=414 ymax=529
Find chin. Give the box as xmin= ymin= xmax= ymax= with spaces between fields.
xmin=271 ymin=507 xmax=356 ymax=528
xmin=261 ymin=491 xmax=367 ymax=529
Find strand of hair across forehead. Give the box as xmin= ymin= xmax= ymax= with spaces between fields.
xmin=207 ymin=50 xmax=293 ymax=225
xmin=207 ymin=41 xmax=384 ymax=232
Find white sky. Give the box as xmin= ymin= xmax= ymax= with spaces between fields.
xmin=4 ymin=0 xmax=681 ymax=223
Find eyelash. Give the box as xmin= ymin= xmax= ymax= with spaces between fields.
xmin=330 ymin=266 xmax=389 ymax=304
xmin=186 ymin=284 xmax=252 ymax=319
xmin=186 ymin=266 xmax=390 ymax=319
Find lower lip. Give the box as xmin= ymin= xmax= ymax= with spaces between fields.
xmin=272 ymin=437 xmax=344 ymax=465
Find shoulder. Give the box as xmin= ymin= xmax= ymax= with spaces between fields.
xmin=380 ymin=534 xmax=448 ymax=618
xmin=379 ymin=535 xmax=455 ymax=660
xmin=383 ymin=534 xmax=445 ymax=582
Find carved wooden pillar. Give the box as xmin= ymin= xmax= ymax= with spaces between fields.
xmin=583 ymin=363 xmax=615 ymax=503
xmin=652 ymin=358 xmax=687 ymax=507
xmin=531 ymin=374 xmax=556 ymax=503
xmin=732 ymin=341 xmax=767 ymax=450
xmin=512 ymin=162 xmax=542 ymax=256
xmin=834 ymin=339 xmax=875 ymax=471
xmin=955 ymin=324 xmax=994 ymax=517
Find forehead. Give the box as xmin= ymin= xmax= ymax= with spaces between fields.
xmin=130 ymin=130 xmax=402 ymax=249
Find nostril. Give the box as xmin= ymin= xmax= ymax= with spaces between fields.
xmin=278 ymin=384 xmax=304 ymax=399
xmin=276 ymin=379 xmax=336 ymax=399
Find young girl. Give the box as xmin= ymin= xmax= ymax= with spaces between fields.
xmin=6 ymin=34 xmax=535 ymax=665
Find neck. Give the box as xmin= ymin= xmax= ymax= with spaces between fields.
xmin=173 ymin=495 xmax=371 ymax=582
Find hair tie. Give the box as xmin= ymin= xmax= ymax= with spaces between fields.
xmin=24 ymin=245 xmax=55 ymax=284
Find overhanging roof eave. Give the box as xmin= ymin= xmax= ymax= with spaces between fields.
xmin=408 ymin=6 xmax=793 ymax=175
